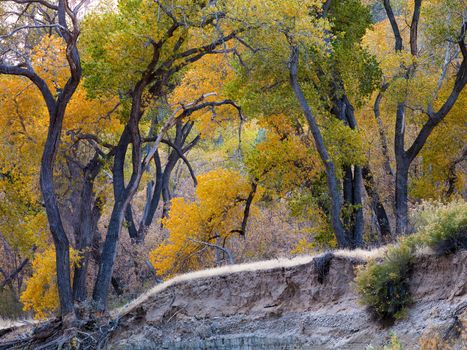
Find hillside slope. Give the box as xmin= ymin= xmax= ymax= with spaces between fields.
xmin=110 ymin=250 xmax=467 ymax=349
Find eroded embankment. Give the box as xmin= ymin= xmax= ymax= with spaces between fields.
xmin=109 ymin=250 xmax=467 ymax=349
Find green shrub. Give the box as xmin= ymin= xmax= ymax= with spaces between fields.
xmin=355 ymin=243 xmax=413 ymax=322
xmin=412 ymin=200 xmax=467 ymax=255
xmin=356 ymin=200 xmax=467 ymax=323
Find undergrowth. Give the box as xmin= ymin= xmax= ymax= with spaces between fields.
xmin=356 ymin=200 xmax=467 ymax=323
xmin=412 ymin=200 xmax=467 ymax=255
xmin=355 ymin=244 xmax=413 ymax=321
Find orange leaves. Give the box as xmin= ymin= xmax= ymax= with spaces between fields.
xmin=246 ymin=116 xmax=321 ymax=194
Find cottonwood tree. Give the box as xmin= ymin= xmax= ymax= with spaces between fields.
xmin=0 ymin=32 xmax=122 ymax=316
xmin=306 ymin=0 xmax=390 ymax=244
xmin=227 ymin=0 xmax=383 ymax=248
xmin=126 ymin=54 xmax=243 ymax=242
xmin=81 ymin=0 xmax=258 ymax=311
xmin=380 ymin=0 xmax=466 ymax=235
xmin=0 ymin=0 xmax=84 ymax=320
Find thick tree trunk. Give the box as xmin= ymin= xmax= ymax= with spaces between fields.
xmin=93 ymin=80 xmax=146 ymax=311
xmin=395 ymin=160 xmax=410 ymax=236
xmin=73 ymin=192 xmax=103 ymax=301
xmin=72 ymin=183 xmax=93 ymax=302
xmin=352 ymin=166 xmax=364 ymax=247
xmin=332 ymin=94 xmax=365 ymax=248
xmin=140 ymin=151 xmax=163 ymax=231
xmin=40 ymin=105 xmax=75 ymax=318
xmin=72 ymin=156 xmax=103 ymax=302
xmin=362 ymin=166 xmax=392 ymax=240
xmin=289 ymin=46 xmax=349 ymax=248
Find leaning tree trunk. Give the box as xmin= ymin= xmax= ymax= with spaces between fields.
xmin=93 ymin=79 xmax=146 ymax=311
xmin=289 ymin=46 xmax=349 ymax=248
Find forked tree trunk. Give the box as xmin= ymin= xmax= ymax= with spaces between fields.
xmin=383 ymin=1 xmax=466 ymax=236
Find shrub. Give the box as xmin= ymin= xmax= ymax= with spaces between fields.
xmin=355 ymin=243 xmax=413 ymax=322
xmin=356 ymin=200 xmax=467 ymax=323
xmin=412 ymin=200 xmax=467 ymax=255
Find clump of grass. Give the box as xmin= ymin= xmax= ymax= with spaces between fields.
xmin=355 ymin=244 xmax=413 ymax=322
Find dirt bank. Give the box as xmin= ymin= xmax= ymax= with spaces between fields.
xmin=109 ymin=250 xmax=467 ymax=349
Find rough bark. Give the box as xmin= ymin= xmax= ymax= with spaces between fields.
xmin=0 ymin=0 xmax=84 ymax=319
xmin=395 ymin=160 xmax=410 ymax=235
xmin=72 ymin=156 xmax=104 ymax=302
xmin=362 ymin=166 xmax=392 ymax=240
xmin=289 ymin=46 xmax=349 ymax=248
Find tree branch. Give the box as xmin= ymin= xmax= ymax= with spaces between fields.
xmin=0 ymin=258 xmax=30 ymax=290
xmin=187 ymin=238 xmax=235 ymax=265
xmin=410 ymin=0 xmax=422 ymax=56
xmin=383 ymin=0 xmax=403 ymax=51
xmin=160 ymin=138 xmax=197 ymax=186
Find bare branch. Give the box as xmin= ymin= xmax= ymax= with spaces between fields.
xmin=160 ymin=138 xmax=197 ymax=186
xmin=0 ymin=0 xmax=58 ymax=11
xmin=187 ymin=238 xmax=235 ymax=265
xmin=0 ymin=23 xmax=65 ymax=40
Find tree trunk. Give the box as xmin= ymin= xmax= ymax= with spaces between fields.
xmin=362 ymin=166 xmax=392 ymax=240
xmin=289 ymin=46 xmax=349 ymax=248
xmin=125 ymin=206 xmax=139 ymax=241
xmin=140 ymin=151 xmax=163 ymax=232
xmin=93 ymin=81 xmax=146 ymax=311
xmin=73 ymin=192 xmax=103 ymax=302
xmin=72 ymin=156 xmax=103 ymax=302
xmin=352 ymin=165 xmax=364 ymax=247
xmin=160 ymin=156 xmax=181 ymax=218
xmin=40 ymin=105 xmax=75 ymax=318
xmin=72 ymin=181 xmax=93 ymax=302
xmin=395 ymin=159 xmax=410 ymax=236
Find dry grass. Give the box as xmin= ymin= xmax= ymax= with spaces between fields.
xmin=113 ymin=246 xmax=389 ymax=317
xmin=333 ymin=246 xmax=388 ymax=260
xmin=0 ymin=317 xmax=37 ymax=330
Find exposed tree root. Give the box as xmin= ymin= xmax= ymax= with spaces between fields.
xmin=0 ymin=315 xmax=120 ymax=350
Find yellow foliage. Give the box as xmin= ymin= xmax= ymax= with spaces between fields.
xmin=149 ymin=168 xmax=257 ymax=277
xmin=0 ymin=35 xmax=121 ymax=258
xmin=20 ymin=248 xmax=80 ymax=319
